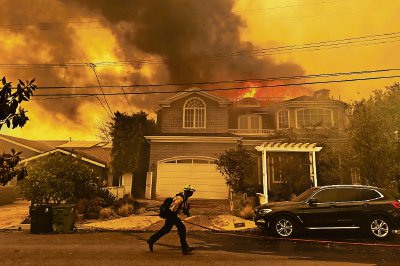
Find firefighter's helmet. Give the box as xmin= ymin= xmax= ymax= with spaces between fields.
xmin=184 ymin=184 xmax=196 ymax=192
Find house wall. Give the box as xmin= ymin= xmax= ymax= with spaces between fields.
xmin=160 ymin=93 xmax=230 ymax=133
xmin=148 ymin=141 xmax=237 ymax=197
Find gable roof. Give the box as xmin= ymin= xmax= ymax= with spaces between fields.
xmin=0 ymin=134 xmax=110 ymax=165
xmin=158 ymin=87 xmax=232 ymax=107
xmin=58 ymin=141 xmax=105 ymax=148
xmin=21 ymin=148 xmax=108 ymax=168
xmin=61 ymin=147 xmax=111 ymax=165
xmin=0 ymin=134 xmax=61 ymax=153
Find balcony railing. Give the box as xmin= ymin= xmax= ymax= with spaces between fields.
xmin=228 ymin=129 xmax=276 ymax=136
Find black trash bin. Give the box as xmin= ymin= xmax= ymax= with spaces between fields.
xmin=29 ymin=205 xmax=53 ymax=234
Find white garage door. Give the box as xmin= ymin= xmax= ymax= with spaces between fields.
xmin=156 ymin=157 xmax=229 ymax=199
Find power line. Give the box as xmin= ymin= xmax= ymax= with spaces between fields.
xmin=231 ymin=0 xmax=346 ymax=13
xmin=32 ymin=95 xmax=93 ymax=100
xmin=247 ymin=7 xmax=395 ymax=22
xmin=31 ymin=74 xmax=400 ymax=99
xmin=88 ymin=63 xmax=114 ymax=117
xmin=34 ymin=68 xmax=400 ymax=90
xmin=120 ymin=86 xmax=133 ymax=113
xmin=203 ymin=32 xmax=400 ymax=58
xmin=0 ymin=31 xmax=399 ymax=68
xmin=0 ymin=1 xmax=344 ymax=30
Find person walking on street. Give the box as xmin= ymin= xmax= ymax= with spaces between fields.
xmin=147 ymin=185 xmax=196 ymax=255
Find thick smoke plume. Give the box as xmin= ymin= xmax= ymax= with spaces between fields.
xmin=1 ymin=0 xmax=307 ymax=126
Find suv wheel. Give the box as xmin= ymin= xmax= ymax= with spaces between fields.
xmin=272 ymin=216 xmax=295 ymax=238
xmin=367 ymin=216 xmax=392 ymax=240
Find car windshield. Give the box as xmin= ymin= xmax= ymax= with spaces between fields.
xmin=292 ymin=187 xmax=320 ymax=202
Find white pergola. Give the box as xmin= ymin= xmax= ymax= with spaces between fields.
xmin=255 ymin=142 xmax=323 ymax=204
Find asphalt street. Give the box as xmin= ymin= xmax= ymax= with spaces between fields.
xmin=0 ymin=230 xmax=399 ymax=265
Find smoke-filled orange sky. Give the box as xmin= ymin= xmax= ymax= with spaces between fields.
xmin=1 ymin=0 xmax=400 ymax=140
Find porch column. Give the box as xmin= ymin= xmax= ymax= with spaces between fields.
xmin=309 ymin=152 xmax=318 ymax=187
xmin=261 ymin=150 xmax=269 ymax=203
xmin=312 ymin=151 xmax=318 ymax=187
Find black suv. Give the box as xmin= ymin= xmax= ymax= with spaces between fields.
xmin=254 ymin=185 xmax=400 ymax=239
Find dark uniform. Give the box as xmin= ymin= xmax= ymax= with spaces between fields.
xmin=147 ymin=187 xmax=195 ymax=255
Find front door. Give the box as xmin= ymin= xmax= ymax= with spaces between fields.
xmin=300 ymin=188 xmax=342 ymax=228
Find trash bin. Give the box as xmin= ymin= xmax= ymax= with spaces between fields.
xmin=52 ymin=204 xmax=76 ymax=233
xmin=256 ymin=193 xmax=267 ymax=205
xmin=29 ymin=205 xmax=53 ymax=234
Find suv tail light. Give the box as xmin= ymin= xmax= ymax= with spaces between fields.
xmin=392 ymin=200 xmax=400 ymax=209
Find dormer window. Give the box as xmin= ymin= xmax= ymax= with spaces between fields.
xmin=277 ymin=109 xmax=289 ymax=129
xmin=238 ymin=115 xmax=261 ymax=129
xmin=183 ymin=97 xmax=206 ymax=128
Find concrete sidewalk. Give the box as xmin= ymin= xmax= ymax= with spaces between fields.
xmin=77 ymin=199 xmax=257 ymax=232
xmin=0 ymin=199 xmax=257 ymax=232
xmin=0 ymin=200 xmax=30 ymax=229
xmin=77 ymin=213 xmax=257 ymax=232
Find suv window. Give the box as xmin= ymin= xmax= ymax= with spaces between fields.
xmin=362 ymin=189 xmax=382 ymax=200
xmin=312 ymin=188 xmax=340 ymax=203
xmin=293 ymin=187 xmax=319 ymax=202
xmin=339 ymin=188 xmax=362 ymax=202
xmin=338 ymin=188 xmax=381 ymax=202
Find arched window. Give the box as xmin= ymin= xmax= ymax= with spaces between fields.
xmin=183 ymin=97 xmax=206 ymax=128
xmin=296 ymin=108 xmax=333 ymax=128
xmin=277 ymin=109 xmax=289 ymax=129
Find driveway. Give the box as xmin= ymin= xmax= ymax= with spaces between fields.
xmin=0 ymin=200 xmax=29 ymax=229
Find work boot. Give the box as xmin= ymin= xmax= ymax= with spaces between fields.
xmin=182 ymin=246 xmax=195 ymax=255
xmin=147 ymin=240 xmax=154 ymax=252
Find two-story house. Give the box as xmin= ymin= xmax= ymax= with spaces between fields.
xmin=145 ymin=87 xmax=347 ymax=200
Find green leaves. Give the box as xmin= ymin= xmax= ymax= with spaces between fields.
xmin=346 ymin=83 xmax=400 ymax=188
xmin=110 ymin=111 xmax=156 ymax=176
xmin=215 ymin=143 xmax=255 ymax=193
xmin=17 ymin=153 xmax=103 ymax=204
xmin=0 ymin=76 xmax=36 ymax=129
xmin=0 ymin=150 xmax=26 ymax=186
xmin=0 ymin=76 xmax=36 ymax=185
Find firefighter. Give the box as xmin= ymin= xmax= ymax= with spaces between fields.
xmin=147 ymin=185 xmax=196 ymax=255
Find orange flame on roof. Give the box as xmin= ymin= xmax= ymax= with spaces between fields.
xmin=216 ymin=81 xmax=314 ymax=101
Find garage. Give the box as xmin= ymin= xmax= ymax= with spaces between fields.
xmin=156 ymin=157 xmax=229 ymax=199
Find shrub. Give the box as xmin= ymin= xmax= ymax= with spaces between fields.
xmin=85 ymin=197 xmax=104 ymax=215
xmin=215 ymin=143 xmax=256 ymax=193
xmin=18 ymin=153 xmax=104 ymax=204
xmin=0 ymin=186 xmax=18 ymax=206
xmin=75 ymin=198 xmax=88 ymax=214
xmin=96 ymin=189 xmax=117 ymax=207
xmin=114 ymin=194 xmax=140 ymax=209
xmin=116 ymin=203 xmax=134 ymax=217
xmin=99 ymin=208 xmax=117 ymax=219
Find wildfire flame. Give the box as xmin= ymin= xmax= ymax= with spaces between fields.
xmin=243 ymin=87 xmax=257 ymax=98
xmin=216 ymin=80 xmax=315 ymax=102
